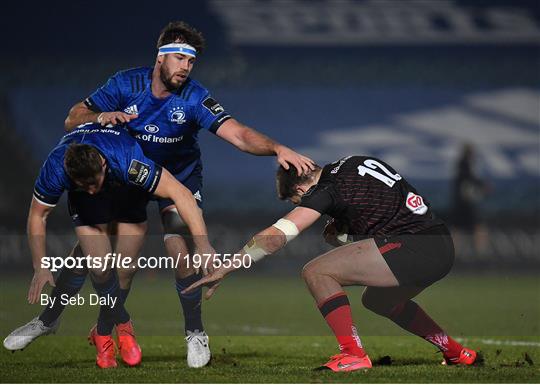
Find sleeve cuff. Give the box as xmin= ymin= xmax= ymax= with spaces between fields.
xmin=33 ymin=191 xmax=58 ymax=207
xmin=84 ymin=97 xmax=103 ymax=113
xmin=209 ymin=115 xmax=232 ymax=134
xmin=147 ymin=166 xmax=162 ymax=194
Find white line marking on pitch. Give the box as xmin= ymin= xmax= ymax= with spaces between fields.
xmin=456 ymin=338 xmax=540 ymax=347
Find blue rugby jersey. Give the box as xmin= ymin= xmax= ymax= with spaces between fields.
xmin=83 ymin=67 xmax=232 ymax=179
xmin=33 ymin=124 xmax=162 ymax=206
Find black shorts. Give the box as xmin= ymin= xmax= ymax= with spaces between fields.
xmin=374 ymin=225 xmax=455 ymax=287
xmin=155 ymin=167 xmax=203 ymax=212
xmin=68 ymin=184 xmax=149 ymax=227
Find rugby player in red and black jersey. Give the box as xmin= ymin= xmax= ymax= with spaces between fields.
xmin=184 ymin=155 xmax=479 ymax=372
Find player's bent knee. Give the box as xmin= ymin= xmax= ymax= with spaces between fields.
xmin=88 ymin=268 xmax=112 ymax=283
xmin=361 ymin=291 xmax=394 ymax=316
xmin=162 ymin=208 xmax=189 ymax=236
xmin=301 ymin=262 xmax=323 ymax=283
xmin=117 ymin=268 xmax=136 ymax=288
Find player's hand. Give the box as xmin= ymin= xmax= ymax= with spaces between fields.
xmin=28 ymin=268 xmax=55 ymax=304
xmin=182 ymin=266 xmax=231 ymax=300
xmin=97 ymin=111 xmax=138 ymax=126
xmin=275 ymin=145 xmax=315 ymax=176
xmin=323 ymin=219 xmax=352 ymax=247
xmin=323 ymin=219 xmax=340 ymax=247
xmin=194 ymin=243 xmax=218 ymax=276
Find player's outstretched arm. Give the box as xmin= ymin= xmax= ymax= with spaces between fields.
xmin=64 ymin=102 xmax=138 ymax=132
xmin=26 ymin=198 xmax=56 ymax=304
xmin=153 ymin=168 xmax=215 ymax=259
xmin=182 ymin=207 xmax=321 ymax=299
xmin=215 ymin=119 xmax=315 ymax=175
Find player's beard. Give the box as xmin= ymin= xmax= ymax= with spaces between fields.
xmin=160 ymin=67 xmax=186 ymax=92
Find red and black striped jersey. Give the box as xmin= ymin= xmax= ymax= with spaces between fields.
xmin=299 ymin=156 xmax=444 ymax=238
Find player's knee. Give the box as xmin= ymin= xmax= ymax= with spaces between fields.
xmin=117 ymin=267 xmax=136 ymax=288
xmin=88 ymin=268 xmax=111 ymax=283
xmin=162 ymin=208 xmax=189 ymax=236
xmin=301 ymin=262 xmax=322 ymax=284
xmin=361 ymin=291 xmax=393 ymax=316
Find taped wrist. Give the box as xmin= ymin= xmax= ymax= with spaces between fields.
xmin=241 ymin=237 xmax=269 ymax=263
xmin=272 ymin=218 xmax=299 ymax=243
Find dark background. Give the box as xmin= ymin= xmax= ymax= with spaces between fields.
xmin=0 ymin=0 xmax=539 ymax=270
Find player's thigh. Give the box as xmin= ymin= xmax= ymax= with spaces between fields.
xmin=114 ymin=221 xmax=147 ymax=257
xmin=114 ymin=221 xmax=147 ymax=279
xmin=303 ymin=238 xmax=399 ymax=287
xmin=74 ymin=224 xmax=114 ymax=280
xmin=373 ymin=225 xmax=455 ymax=287
xmin=159 ymin=169 xmax=203 ymax=237
xmin=361 ymin=286 xmax=425 ymax=315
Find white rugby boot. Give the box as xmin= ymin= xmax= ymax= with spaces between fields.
xmin=3 ymin=317 xmax=59 ymax=351
xmin=185 ymin=330 xmax=211 ymax=368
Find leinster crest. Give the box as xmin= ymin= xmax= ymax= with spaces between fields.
xmin=169 ymin=106 xmax=186 ymax=124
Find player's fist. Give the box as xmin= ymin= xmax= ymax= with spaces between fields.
xmin=27 ymin=268 xmax=55 ymax=304
xmin=97 ymin=111 xmax=138 ymax=126
xmin=323 ymin=219 xmax=352 ymax=247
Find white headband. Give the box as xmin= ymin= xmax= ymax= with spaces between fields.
xmin=158 ymin=43 xmax=197 ymax=58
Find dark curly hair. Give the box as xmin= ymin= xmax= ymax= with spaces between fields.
xmin=157 ymin=21 xmax=205 ymax=54
xmin=276 ymin=165 xmax=321 ymax=200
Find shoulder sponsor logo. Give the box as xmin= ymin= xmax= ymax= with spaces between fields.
xmin=330 ymin=155 xmax=353 ymax=174
xmin=202 ymin=97 xmax=225 ymax=116
xmin=144 ymin=124 xmax=159 ymax=134
xmin=128 ymin=159 xmax=151 ymax=186
xmin=170 ymin=106 xmax=186 ymax=124
xmin=406 ymin=192 xmax=428 ymax=215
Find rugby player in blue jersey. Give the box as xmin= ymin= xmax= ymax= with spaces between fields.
xmin=4 ymin=124 xmax=215 ymax=368
xmin=5 ymin=21 xmax=314 ymax=368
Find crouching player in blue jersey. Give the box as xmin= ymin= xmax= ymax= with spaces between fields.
xmin=4 ymin=124 xmax=215 ymax=369
xmin=184 ymin=157 xmax=479 ymax=372
xmin=45 ymin=21 xmax=313 ymax=367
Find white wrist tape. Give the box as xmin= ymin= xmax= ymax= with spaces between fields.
xmin=242 ymin=238 xmax=269 ymax=263
xmin=272 ymin=218 xmax=300 ymax=243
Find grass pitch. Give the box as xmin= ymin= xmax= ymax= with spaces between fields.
xmin=1 ymin=272 xmax=539 ymax=383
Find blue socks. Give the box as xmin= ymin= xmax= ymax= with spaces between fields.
xmin=175 ymin=274 xmax=204 ymax=333
xmin=91 ymin=271 xmax=130 ymax=336
xmin=39 ymin=268 xmax=87 ymax=327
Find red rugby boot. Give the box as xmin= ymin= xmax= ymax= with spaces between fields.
xmin=443 ymin=347 xmax=479 ymax=366
xmin=88 ymin=325 xmax=117 ymax=369
xmin=115 ymin=320 xmax=142 ymax=366
xmin=319 ymin=352 xmax=372 ymax=372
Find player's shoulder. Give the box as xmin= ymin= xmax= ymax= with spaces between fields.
xmin=42 ymin=144 xmax=68 ymax=173
xmin=324 ymin=155 xmax=358 ymax=175
xmin=177 ymin=77 xmax=211 ymax=103
xmin=113 ymin=66 xmax=152 ymax=79
xmin=109 ymin=67 xmax=152 ymax=91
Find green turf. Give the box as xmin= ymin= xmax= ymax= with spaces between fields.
xmin=1 ymin=273 xmax=539 ymax=383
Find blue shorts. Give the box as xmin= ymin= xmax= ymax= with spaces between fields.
xmin=156 ymin=168 xmax=203 ymax=212
xmin=68 ymin=184 xmax=150 ymax=227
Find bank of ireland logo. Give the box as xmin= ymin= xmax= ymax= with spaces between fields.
xmin=144 ymin=124 xmax=159 ymax=133
xmin=170 ymin=106 xmax=186 ymax=124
